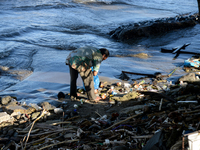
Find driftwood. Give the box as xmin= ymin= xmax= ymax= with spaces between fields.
xmin=17 ymin=128 xmax=74 ymax=138
xmin=51 ymin=121 xmax=72 ymax=126
xmin=131 ymin=135 xmax=154 ymax=139
xmin=147 ymin=111 xmax=166 ymax=118
xmin=29 ymin=133 xmax=65 ymax=150
xmin=16 ymin=129 xmax=40 ymax=134
xmin=114 ymin=129 xmax=136 ymax=135
xmin=172 ymin=43 xmax=191 ymax=54
xmin=38 ymin=139 xmax=79 ymax=150
xmin=161 ymin=48 xmax=199 ymax=55
xmin=161 ymin=43 xmax=200 ymax=57
xmin=139 ymin=91 xmax=176 ymax=103
xmin=182 ymin=109 xmax=200 ymax=114
xmin=23 ymin=109 xmax=46 ymax=150
xmin=98 ymin=113 xmax=143 ymax=134
xmin=26 ymin=132 xmax=59 ymax=147
xmin=65 ymin=115 xmax=80 ymax=121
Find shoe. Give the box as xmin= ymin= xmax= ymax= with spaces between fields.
xmin=70 ymin=96 xmax=77 ymax=101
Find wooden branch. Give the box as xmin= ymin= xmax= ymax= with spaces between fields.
xmin=51 ymin=121 xmax=72 ymax=126
xmin=114 ymin=129 xmax=136 ymax=135
xmin=38 ymin=139 xmax=79 ymax=150
xmin=131 ymin=135 xmax=153 ymax=139
xmin=147 ymin=111 xmax=166 ymax=118
xmin=16 ymin=129 xmax=40 ymax=134
xmin=172 ymin=43 xmax=190 ymax=54
xmin=26 ymin=132 xmax=59 ymax=147
xmin=183 ymin=109 xmax=200 ymax=114
xmin=98 ymin=113 xmax=142 ymax=134
xmin=18 ymin=128 xmax=74 ymax=138
xmin=65 ymin=115 xmax=80 ymax=121
xmin=23 ymin=109 xmax=46 ymax=150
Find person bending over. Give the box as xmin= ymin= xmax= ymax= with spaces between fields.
xmin=66 ymin=46 xmax=109 ymax=102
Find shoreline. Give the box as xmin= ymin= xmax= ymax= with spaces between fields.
xmin=1 ymin=71 xmax=200 ymax=149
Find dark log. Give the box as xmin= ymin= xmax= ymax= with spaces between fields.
xmin=161 ymin=48 xmax=200 ymax=55
xmin=172 ymin=43 xmax=190 ymax=54
xmin=139 ymin=91 xmax=176 ymax=103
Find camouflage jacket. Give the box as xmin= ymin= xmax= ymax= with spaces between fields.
xmin=66 ymin=46 xmax=103 ymax=72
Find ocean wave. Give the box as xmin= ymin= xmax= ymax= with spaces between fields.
xmin=11 ymin=2 xmax=77 ymax=11
xmin=0 ymin=27 xmax=33 ymax=38
xmin=72 ymin=0 xmax=116 ymax=4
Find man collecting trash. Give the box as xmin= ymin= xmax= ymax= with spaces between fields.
xmin=66 ymin=46 xmax=109 ymax=102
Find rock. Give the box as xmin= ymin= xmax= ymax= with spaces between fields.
xmin=0 ymin=112 xmax=14 ymax=124
xmin=28 ymin=103 xmax=42 ymax=111
xmin=3 ymin=103 xmax=35 ymax=115
xmin=178 ymin=73 xmax=196 ymax=83
xmin=39 ymin=102 xmax=56 ymax=111
xmin=11 ymin=112 xmax=21 ymax=117
xmin=64 ymin=133 xmax=74 ymax=139
xmin=31 ymin=112 xmax=40 ymax=120
xmin=54 ymin=108 xmax=63 ymax=114
xmin=110 ymin=14 xmax=197 ymax=42
xmin=57 ymin=91 xmax=65 ymax=100
xmin=1 ymin=96 xmax=12 ymax=105
xmin=19 ymin=119 xmax=26 ymax=124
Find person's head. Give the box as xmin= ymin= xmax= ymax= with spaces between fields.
xmin=99 ymin=48 xmax=109 ymax=60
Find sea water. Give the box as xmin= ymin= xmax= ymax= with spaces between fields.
xmin=0 ymin=0 xmax=199 ymax=103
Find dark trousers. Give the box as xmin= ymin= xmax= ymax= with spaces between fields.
xmin=69 ymin=65 xmax=96 ymax=100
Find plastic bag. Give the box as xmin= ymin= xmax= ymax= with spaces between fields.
xmin=83 ymin=67 xmax=100 ymax=90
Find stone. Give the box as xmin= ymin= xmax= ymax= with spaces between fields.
xmin=11 ymin=112 xmax=21 ymax=117
xmin=3 ymin=103 xmax=35 ymax=115
xmin=110 ymin=15 xmax=197 ymax=42
xmin=57 ymin=92 xmax=65 ymax=100
xmin=0 ymin=112 xmax=13 ymax=123
xmin=64 ymin=133 xmax=74 ymax=139
xmin=178 ymin=73 xmax=196 ymax=83
xmin=31 ymin=112 xmax=40 ymax=120
xmin=54 ymin=108 xmax=63 ymax=114
xmin=39 ymin=102 xmax=56 ymax=111
xmin=1 ymin=96 xmax=12 ymax=105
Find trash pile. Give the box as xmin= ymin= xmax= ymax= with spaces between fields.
xmin=1 ymin=70 xmax=200 ymax=150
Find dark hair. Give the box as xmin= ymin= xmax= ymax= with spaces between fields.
xmin=99 ymin=48 xmax=109 ymax=57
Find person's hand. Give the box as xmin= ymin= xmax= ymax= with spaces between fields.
xmin=93 ymin=71 xmax=98 ymax=76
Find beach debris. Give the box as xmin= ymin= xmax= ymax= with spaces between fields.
xmin=184 ymin=57 xmax=200 ymax=68
xmin=1 ymin=70 xmax=200 ymax=150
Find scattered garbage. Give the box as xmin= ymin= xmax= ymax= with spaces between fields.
xmin=1 ymin=52 xmax=200 ymax=149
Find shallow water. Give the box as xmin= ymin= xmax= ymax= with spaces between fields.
xmin=0 ymin=0 xmax=199 ymax=103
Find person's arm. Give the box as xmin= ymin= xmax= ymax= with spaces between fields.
xmin=92 ymin=50 xmax=103 ymax=76
xmin=93 ymin=58 xmax=102 ymax=76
